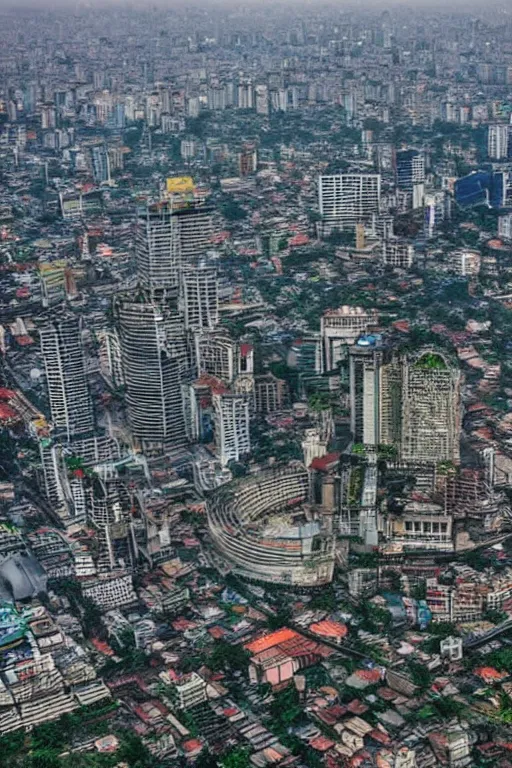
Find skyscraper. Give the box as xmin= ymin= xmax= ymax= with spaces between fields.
xmin=318 ymin=174 xmax=381 ymax=233
xmin=400 ymin=349 xmax=460 ymax=464
xmin=181 ymin=265 xmax=218 ymax=330
xmin=321 ymin=306 xmax=379 ymax=372
xmin=213 ymin=392 xmax=250 ymax=466
xmin=115 ymin=292 xmax=187 ymax=452
xmin=349 ymin=336 xmax=384 ymax=446
xmin=195 ymin=330 xmax=236 ymax=384
xmin=40 ymin=315 xmax=94 ymax=440
xmin=488 ymin=124 xmax=509 ymax=160
xmin=90 ymin=143 xmax=110 ymax=184
xmin=396 ymin=150 xmax=425 ymax=190
xmin=349 ymin=341 xmax=461 ymax=464
xmin=136 ymin=199 xmax=213 ymax=293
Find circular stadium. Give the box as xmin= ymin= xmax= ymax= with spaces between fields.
xmin=207 ymin=463 xmax=335 ymax=587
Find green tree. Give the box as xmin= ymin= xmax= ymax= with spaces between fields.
xmin=408 ymin=661 xmax=432 ymax=691
xmin=28 ymin=750 xmax=61 ymax=768
xmin=220 ymin=746 xmax=251 ymax=768
xmin=116 ymin=732 xmax=155 ymax=767
xmin=209 ymin=640 xmax=250 ymax=673
xmin=266 ymin=605 xmax=292 ymax=630
xmin=270 ymin=685 xmax=302 ymax=731
xmin=221 ymin=196 xmax=247 ymax=221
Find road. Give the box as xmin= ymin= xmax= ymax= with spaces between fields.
xmin=463 ymin=618 xmax=512 ymax=649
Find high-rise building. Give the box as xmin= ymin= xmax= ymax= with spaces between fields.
xmin=321 ymin=306 xmax=379 ymax=372
xmin=349 ymin=340 xmax=461 ymax=464
xmin=195 ymin=330 xmax=236 ymax=383
xmin=207 ymin=86 xmax=227 ymax=111
xmin=90 ymin=143 xmax=110 ymax=184
xmin=382 ymin=241 xmax=414 ymax=268
xmin=237 ymin=82 xmax=254 ymax=110
xmin=253 ymin=373 xmax=288 ymax=414
xmin=115 ymin=292 xmax=187 ymax=452
xmin=88 ymin=475 xmax=137 ymax=572
xmin=498 ymin=212 xmax=512 ymax=241
xmin=454 ymin=170 xmax=506 ymax=209
xmin=181 ymin=265 xmax=218 ymax=331
xmin=238 ymin=144 xmax=257 ymax=176
xmin=400 ymin=350 xmax=460 ymax=465
xmin=255 ymin=84 xmax=269 ymax=115
xmin=40 ymin=316 xmax=94 ymax=440
xmin=488 ymin=124 xmax=509 ymax=159
xmin=424 ymin=191 xmax=450 ymax=238
xmin=98 ymin=329 xmax=124 ymax=388
xmin=386 ymin=348 xmax=461 ymax=464
xmin=213 ymin=392 xmax=250 ymax=466
xmin=136 ymin=199 xmax=213 ymax=293
xmin=396 ymin=150 xmax=425 ymax=190
xmin=349 ymin=336 xmax=384 ymax=446
xmin=318 ymin=174 xmax=381 ymax=233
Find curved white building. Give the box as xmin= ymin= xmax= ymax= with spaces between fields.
xmin=208 ymin=464 xmax=334 ymax=587
xmin=114 ymin=291 xmax=187 ymax=452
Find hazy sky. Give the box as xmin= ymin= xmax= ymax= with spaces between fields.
xmin=0 ymin=0 xmax=506 ymax=9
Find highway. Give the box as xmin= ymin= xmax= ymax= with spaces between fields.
xmin=463 ymin=618 xmax=512 ymax=650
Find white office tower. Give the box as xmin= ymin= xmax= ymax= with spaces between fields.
xmin=488 ymin=124 xmax=509 ymax=160
xmin=412 ymin=182 xmax=424 ymax=210
xmin=255 ymin=84 xmax=269 ymax=115
xmin=136 ymin=200 xmax=213 ymax=293
xmin=498 ymin=212 xmax=512 ymax=241
xmin=181 ymin=264 xmax=218 ymax=330
xmin=195 ymin=330 xmax=235 ymax=384
xmin=207 ymin=87 xmax=227 ymax=111
xmin=349 ymin=337 xmax=383 ymax=446
xmin=318 ymin=174 xmax=381 ymax=233
xmin=115 ymin=293 xmax=187 ymax=452
xmin=40 ymin=316 xmax=94 ymax=440
xmin=237 ymin=82 xmax=254 ymax=109
xmin=213 ymin=393 xmax=250 ymax=466
xmin=424 ymin=191 xmax=450 ymax=238
xmin=321 ymin=306 xmax=379 ymax=372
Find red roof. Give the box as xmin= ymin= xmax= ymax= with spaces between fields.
xmin=196 ymin=374 xmax=228 ymax=395
xmin=16 ymin=335 xmax=34 ymax=346
xmin=245 ymin=628 xmax=298 ymax=654
xmin=392 ymin=320 xmax=410 ymax=333
xmin=208 ymin=626 xmax=226 ymax=640
xmin=310 ymin=452 xmax=340 ymax=472
xmin=182 ymin=739 xmax=203 ymax=753
xmin=0 ymin=404 xmax=18 ymax=421
xmin=309 ymin=736 xmax=335 ymax=752
xmin=309 ymin=620 xmax=348 ymax=639
xmin=369 ymin=729 xmax=391 ymax=745
xmin=289 ymin=233 xmax=310 ymax=247
xmin=347 ymin=699 xmax=369 ymax=715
